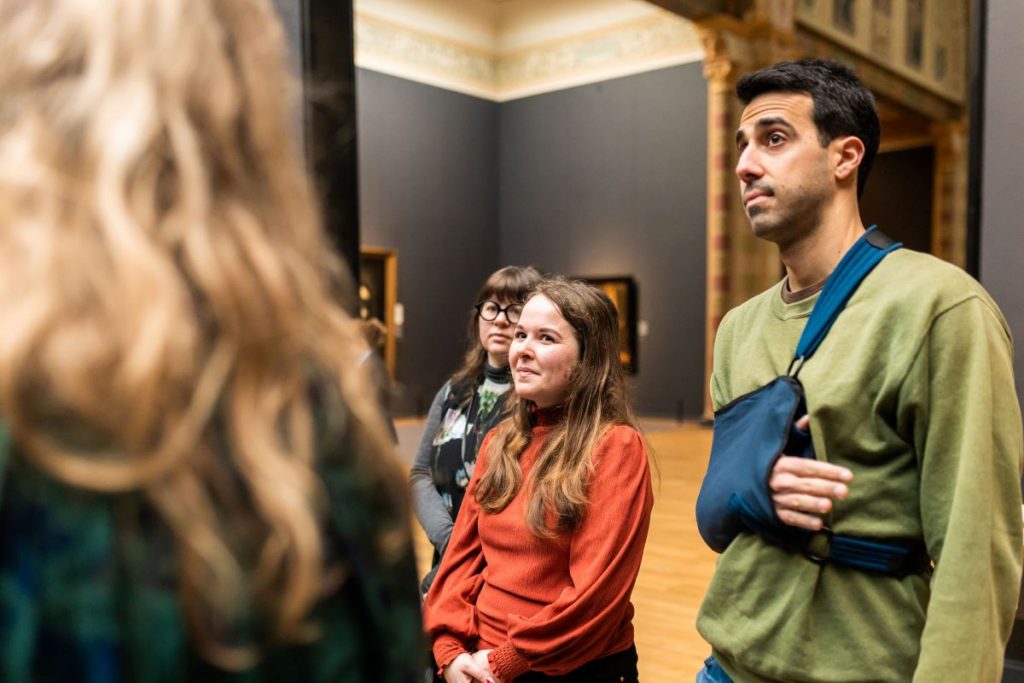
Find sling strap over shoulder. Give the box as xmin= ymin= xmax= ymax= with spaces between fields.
xmin=696 ymin=228 xmax=931 ymax=577
xmin=789 ymin=227 xmax=900 ymax=374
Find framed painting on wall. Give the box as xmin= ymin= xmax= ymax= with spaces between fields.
xmin=359 ymin=247 xmax=398 ymax=377
xmin=905 ymin=0 xmax=924 ymax=69
xmin=582 ymin=276 xmax=638 ymax=374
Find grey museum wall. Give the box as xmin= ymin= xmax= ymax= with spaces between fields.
xmin=499 ymin=64 xmax=708 ymax=418
xmin=358 ymin=63 xmax=708 ymax=418
xmin=980 ymin=0 xmax=1024 ymax=407
xmin=357 ymin=69 xmax=501 ymax=416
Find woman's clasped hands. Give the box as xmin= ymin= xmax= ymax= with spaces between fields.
xmin=443 ymin=650 xmax=500 ymax=683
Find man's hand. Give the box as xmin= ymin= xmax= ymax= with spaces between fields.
xmin=443 ymin=652 xmax=494 ymax=683
xmin=471 ymin=650 xmax=501 ymax=683
xmin=770 ymin=415 xmax=853 ymax=530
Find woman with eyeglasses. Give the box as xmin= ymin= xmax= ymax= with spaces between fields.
xmin=423 ymin=277 xmax=653 ymax=683
xmin=410 ymin=266 xmax=542 ymax=594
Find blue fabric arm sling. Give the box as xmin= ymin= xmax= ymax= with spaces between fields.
xmin=695 ymin=227 xmax=928 ymax=576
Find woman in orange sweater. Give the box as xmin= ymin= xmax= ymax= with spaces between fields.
xmin=423 ymin=277 xmax=654 ymax=683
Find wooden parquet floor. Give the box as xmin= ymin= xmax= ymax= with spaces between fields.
xmin=631 ymin=423 xmax=717 ymax=681
xmin=409 ymin=421 xmax=717 ymax=682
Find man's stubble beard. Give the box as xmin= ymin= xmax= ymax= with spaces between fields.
xmin=745 ymin=176 xmax=831 ymax=248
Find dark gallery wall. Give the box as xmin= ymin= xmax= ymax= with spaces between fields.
xmin=357 ymin=63 xmax=707 ymax=418
xmin=980 ymin=0 xmax=1024 ymax=407
xmin=281 ymin=6 xmax=706 ymax=417
xmin=357 ymin=69 xmax=500 ymax=415
xmin=272 ymin=1 xmax=362 ymax=277
xmin=499 ymin=64 xmax=708 ymax=417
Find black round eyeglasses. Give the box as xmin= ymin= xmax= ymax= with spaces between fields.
xmin=475 ymin=300 xmax=523 ymax=323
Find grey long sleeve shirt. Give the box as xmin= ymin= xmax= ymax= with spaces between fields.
xmin=409 ymin=382 xmax=453 ymax=555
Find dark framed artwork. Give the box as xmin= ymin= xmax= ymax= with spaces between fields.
xmin=933 ymin=45 xmax=947 ymax=81
xmin=359 ymin=247 xmax=398 ymax=377
xmin=905 ymin=0 xmax=924 ymax=68
xmin=870 ymin=0 xmax=892 ymax=57
xmin=833 ymin=0 xmax=857 ymax=34
xmin=583 ymin=276 xmax=638 ymax=374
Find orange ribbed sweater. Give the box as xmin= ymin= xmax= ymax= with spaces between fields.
xmin=422 ymin=412 xmax=654 ymax=681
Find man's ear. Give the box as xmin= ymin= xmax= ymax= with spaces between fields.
xmin=833 ymin=136 xmax=865 ymax=184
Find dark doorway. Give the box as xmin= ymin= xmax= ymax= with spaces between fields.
xmin=271 ymin=0 xmax=361 ymax=286
xmin=859 ymin=146 xmax=935 ymax=253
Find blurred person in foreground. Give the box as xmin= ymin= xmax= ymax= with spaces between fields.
xmin=0 ymin=0 xmax=421 ymax=681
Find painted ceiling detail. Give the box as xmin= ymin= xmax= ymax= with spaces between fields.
xmin=497 ymin=14 xmax=701 ymax=100
xmin=794 ymin=0 xmax=965 ymax=104
xmin=356 ymin=12 xmax=497 ymax=98
xmin=354 ymin=1 xmax=703 ymax=101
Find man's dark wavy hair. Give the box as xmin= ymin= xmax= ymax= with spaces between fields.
xmin=736 ymin=58 xmax=879 ymax=198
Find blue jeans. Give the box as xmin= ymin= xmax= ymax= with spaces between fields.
xmin=696 ymin=656 xmax=733 ymax=683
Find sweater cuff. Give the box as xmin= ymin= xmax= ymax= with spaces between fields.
xmin=433 ymin=635 xmax=468 ymax=674
xmin=489 ymin=642 xmax=530 ymax=680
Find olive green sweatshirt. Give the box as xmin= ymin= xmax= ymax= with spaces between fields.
xmin=698 ymin=248 xmax=1023 ymax=682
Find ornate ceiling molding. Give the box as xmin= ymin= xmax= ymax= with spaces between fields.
xmin=354 ymin=2 xmax=703 ymax=102
xmin=794 ymin=0 xmax=965 ymax=105
xmin=356 ymin=10 xmax=499 ymax=99
xmin=497 ymin=13 xmax=702 ymax=100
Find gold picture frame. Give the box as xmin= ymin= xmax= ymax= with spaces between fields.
xmin=359 ymin=247 xmax=398 ymax=377
xmin=583 ymin=276 xmax=638 ymax=374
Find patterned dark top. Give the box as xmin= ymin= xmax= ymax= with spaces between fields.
xmin=0 ymin=414 xmax=423 ymax=682
xmin=410 ymin=363 xmax=513 ymax=594
xmin=429 ymin=363 xmax=512 ymax=523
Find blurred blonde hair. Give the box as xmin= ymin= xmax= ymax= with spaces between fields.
xmin=0 ymin=0 xmax=403 ymax=668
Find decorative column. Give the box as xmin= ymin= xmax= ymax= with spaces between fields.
xmin=697 ymin=12 xmax=798 ymax=418
xmin=699 ymin=28 xmax=736 ymax=420
xmin=930 ymin=118 xmax=969 ymax=269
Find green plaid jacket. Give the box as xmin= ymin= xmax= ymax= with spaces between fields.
xmin=0 ymin=424 xmax=423 ymax=683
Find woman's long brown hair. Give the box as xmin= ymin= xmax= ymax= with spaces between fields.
xmin=0 ymin=0 xmax=404 ymax=668
xmin=475 ymin=278 xmax=639 ymax=536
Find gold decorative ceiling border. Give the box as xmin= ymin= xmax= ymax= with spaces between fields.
xmin=498 ymin=13 xmax=702 ymax=100
xmin=354 ymin=8 xmax=703 ymax=102
xmin=355 ymin=10 xmax=498 ymax=100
